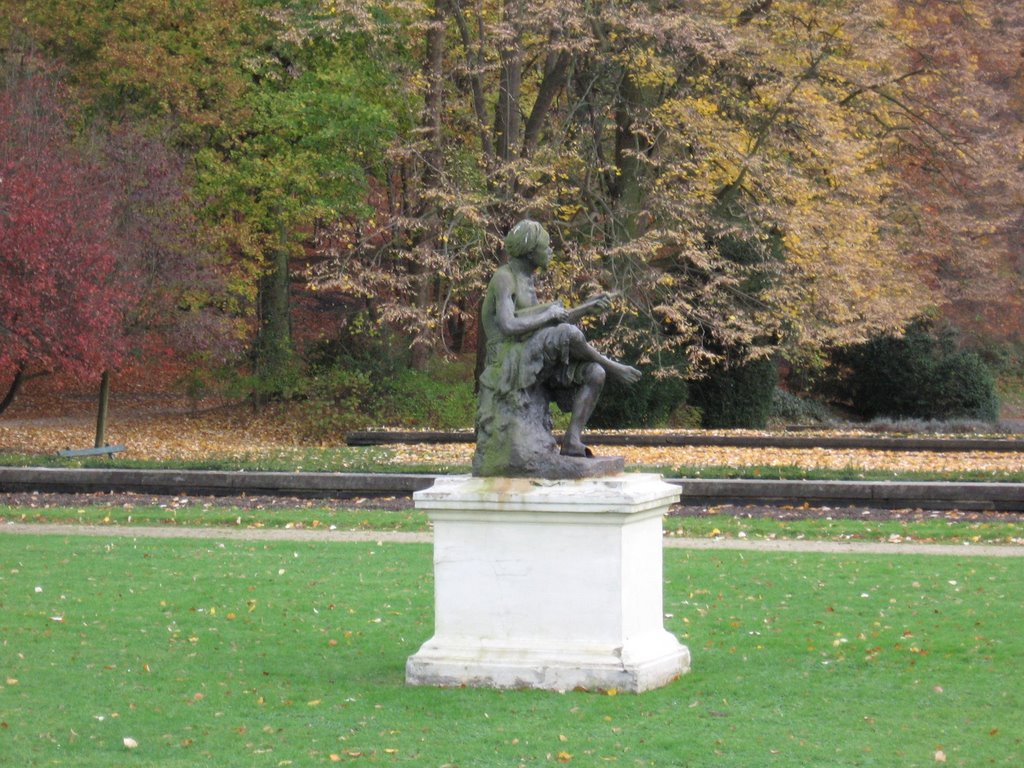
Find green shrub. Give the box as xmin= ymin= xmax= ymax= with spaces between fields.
xmin=305 ymin=313 xmax=411 ymax=382
xmin=974 ymin=337 xmax=1024 ymax=376
xmin=296 ymin=354 xmax=477 ymax=438
xmin=379 ymin=363 xmax=477 ymax=429
xmin=666 ymin=401 xmax=703 ymax=428
xmin=294 ymin=366 xmax=376 ymax=443
xmin=299 ymin=297 xmax=481 ymax=430
xmin=931 ymin=351 xmax=1000 ymax=421
xmin=769 ymin=387 xmax=835 ymax=426
xmin=689 ymin=357 xmax=778 ymax=428
xmin=836 ymin=321 xmax=999 ymax=422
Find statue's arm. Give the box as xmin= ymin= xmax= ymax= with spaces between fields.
xmin=516 ymin=302 xmax=559 ymax=318
xmin=565 ymin=292 xmax=614 ymax=324
xmin=492 ymin=271 xmax=566 ymax=336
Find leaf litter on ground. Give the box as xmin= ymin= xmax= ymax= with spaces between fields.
xmin=2 ymin=408 xmax=1022 ymax=475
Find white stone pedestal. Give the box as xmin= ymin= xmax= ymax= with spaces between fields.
xmin=405 ymin=474 xmax=690 ymax=693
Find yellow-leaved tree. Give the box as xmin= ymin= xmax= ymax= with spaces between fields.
xmin=312 ymin=0 xmax=999 ymax=376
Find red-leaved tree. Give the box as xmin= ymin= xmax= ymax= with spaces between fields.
xmin=0 ymin=69 xmax=137 ymax=413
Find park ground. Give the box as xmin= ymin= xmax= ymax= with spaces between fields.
xmin=1 ymin=367 xmax=1023 ymax=474
xmin=2 ymin=372 xmax=1024 ymax=768
xmin=2 ymin=491 xmax=1022 ymax=768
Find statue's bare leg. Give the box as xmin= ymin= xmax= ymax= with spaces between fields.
xmin=561 ymin=363 xmax=605 ymax=457
xmin=565 ymin=335 xmax=642 ymax=386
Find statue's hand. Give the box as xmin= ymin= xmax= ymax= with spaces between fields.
xmin=564 ymin=293 xmax=612 ymax=323
xmin=546 ymin=302 xmax=569 ymax=324
xmin=587 ymin=293 xmax=613 ymax=313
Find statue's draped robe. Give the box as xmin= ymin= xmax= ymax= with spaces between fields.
xmin=473 ymin=264 xmax=596 ymax=477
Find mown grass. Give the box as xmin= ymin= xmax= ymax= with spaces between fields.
xmin=662 ymin=512 xmax=1024 ymax=546
xmin=1 ymin=535 xmax=1021 ymax=767
xmin=2 ymin=450 xmax=1023 ymax=483
xmin=0 ymin=503 xmax=429 ymax=533
xmin=3 ymin=501 xmax=1024 ymax=546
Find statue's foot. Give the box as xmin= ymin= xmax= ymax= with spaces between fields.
xmin=608 ymin=361 xmax=642 ymax=385
xmin=560 ymin=439 xmax=594 ymax=458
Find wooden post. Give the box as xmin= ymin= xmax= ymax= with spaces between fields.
xmin=95 ymin=370 xmax=111 ymax=448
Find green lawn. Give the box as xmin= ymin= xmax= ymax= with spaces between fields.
xmin=0 ymin=503 xmax=429 ymax=533
xmin=4 ymin=502 xmax=1023 ymax=546
xmin=1 ymin=535 xmax=1021 ymax=767
xmin=663 ymin=513 xmax=1024 ymax=546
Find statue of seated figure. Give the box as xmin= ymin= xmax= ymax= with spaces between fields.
xmin=472 ymin=219 xmax=641 ymax=478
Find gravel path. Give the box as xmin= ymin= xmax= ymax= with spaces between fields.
xmin=3 ymin=520 xmax=1022 ymax=557
xmin=3 ymin=491 xmax=1022 ymax=557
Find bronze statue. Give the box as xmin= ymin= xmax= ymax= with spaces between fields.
xmin=473 ymin=219 xmax=641 ymax=478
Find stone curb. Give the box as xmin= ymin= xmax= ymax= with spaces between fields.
xmin=0 ymin=466 xmax=435 ymax=497
xmin=347 ymin=430 xmax=1024 ymax=453
xmin=675 ymin=478 xmax=1024 ymax=511
xmin=1 ymin=467 xmax=1021 ymax=511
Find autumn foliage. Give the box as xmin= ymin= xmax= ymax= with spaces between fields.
xmin=1 ymin=1 xmax=1021 ymax=424
xmin=308 ymin=0 xmax=1023 ymax=370
xmin=0 ymin=71 xmax=136 ymax=400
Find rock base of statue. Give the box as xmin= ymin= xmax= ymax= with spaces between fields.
xmin=405 ymin=474 xmax=691 ymax=693
xmin=473 ymin=380 xmax=623 ymax=479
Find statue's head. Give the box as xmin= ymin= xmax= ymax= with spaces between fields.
xmin=505 ymin=219 xmax=552 ymax=268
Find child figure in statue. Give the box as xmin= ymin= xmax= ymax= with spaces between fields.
xmin=473 ymin=219 xmax=641 ymax=478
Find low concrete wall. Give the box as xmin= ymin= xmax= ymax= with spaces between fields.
xmin=0 ymin=467 xmax=435 ymax=498
xmin=0 ymin=468 xmax=1021 ymax=511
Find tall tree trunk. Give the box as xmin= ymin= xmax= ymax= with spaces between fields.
xmin=423 ymin=0 xmax=447 ymax=186
xmin=494 ymin=0 xmax=524 ymax=163
xmin=451 ymin=0 xmax=495 ymax=160
xmin=255 ymin=230 xmax=294 ymax=395
xmin=613 ymin=73 xmax=655 ymax=240
xmin=410 ymin=0 xmax=449 ymax=371
xmin=521 ymin=49 xmax=571 ymax=159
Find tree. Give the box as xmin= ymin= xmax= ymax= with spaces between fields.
xmin=578 ymin=0 xmax=930 ymax=363
xmin=0 ymin=70 xmax=136 ymax=413
xmin=6 ymin=0 xmax=410 ymax=392
xmin=194 ymin=3 xmax=409 ymax=390
xmin=312 ymin=0 xmax=941 ymax=376
xmin=2 ymin=0 xmax=252 ymax=150
xmin=90 ymin=120 xmax=238 ymax=365
xmin=881 ymin=1 xmax=1024 ymax=346
xmin=11 ymin=0 xmax=1016 ymax=395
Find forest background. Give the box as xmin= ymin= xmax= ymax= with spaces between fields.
xmin=2 ymin=0 xmax=1023 ymax=437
